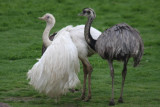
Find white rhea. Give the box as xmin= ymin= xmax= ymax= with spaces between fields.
xmin=39 ymin=13 xmax=101 ymax=101
xmin=27 ymin=17 xmax=80 ymax=98
xmin=28 ymin=13 xmax=101 ymax=99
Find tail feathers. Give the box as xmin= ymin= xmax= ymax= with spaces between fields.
xmin=133 ymin=57 xmax=140 ymax=67
xmin=133 ymin=47 xmax=144 ymax=67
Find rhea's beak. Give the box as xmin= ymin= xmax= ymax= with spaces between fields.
xmin=78 ymin=12 xmax=84 ymax=16
xmin=38 ymin=17 xmax=45 ymax=20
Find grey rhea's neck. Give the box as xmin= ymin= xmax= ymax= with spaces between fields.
xmin=84 ymin=17 xmax=97 ymax=51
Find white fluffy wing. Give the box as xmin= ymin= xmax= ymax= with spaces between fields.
xmin=69 ymin=25 xmax=101 ymax=59
xmin=27 ymin=26 xmax=80 ymax=98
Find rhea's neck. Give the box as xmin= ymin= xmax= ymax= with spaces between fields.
xmin=42 ymin=23 xmax=54 ymax=47
xmin=84 ymin=16 xmax=96 ymax=51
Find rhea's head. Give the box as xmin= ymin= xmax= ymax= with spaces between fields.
xmin=79 ymin=8 xmax=96 ymax=19
xmin=39 ymin=13 xmax=56 ymax=25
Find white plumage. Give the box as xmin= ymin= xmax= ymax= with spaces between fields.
xmin=27 ymin=26 xmax=80 ymax=97
xmin=68 ymin=25 xmax=100 ymax=59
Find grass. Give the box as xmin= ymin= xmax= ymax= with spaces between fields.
xmin=0 ymin=0 xmax=160 ymax=106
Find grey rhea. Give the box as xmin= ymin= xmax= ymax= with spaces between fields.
xmin=79 ymin=8 xmax=144 ymax=105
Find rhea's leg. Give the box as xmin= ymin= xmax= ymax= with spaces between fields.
xmin=118 ymin=58 xmax=129 ymax=103
xmin=108 ymin=60 xmax=115 ymax=106
xmin=75 ymin=58 xmax=90 ymax=100
xmin=80 ymin=58 xmax=92 ymax=102
xmin=84 ymin=62 xmax=92 ymax=102
xmin=74 ymin=58 xmax=88 ymax=101
xmin=81 ymin=64 xmax=88 ymax=100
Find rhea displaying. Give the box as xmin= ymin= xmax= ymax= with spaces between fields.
xmin=27 ymin=25 xmax=80 ymax=98
xmin=38 ymin=13 xmax=101 ymax=100
xmin=79 ymin=8 xmax=144 ymax=105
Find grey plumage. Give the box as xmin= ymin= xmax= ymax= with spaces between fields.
xmin=79 ymin=8 xmax=144 ymax=105
xmin=95 ymin=23 xmax=144 ymax=67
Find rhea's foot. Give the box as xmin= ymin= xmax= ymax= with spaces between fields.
xmin=118 ymin=97 xmax=124 ymax=103
xmin=69 ymin=89 xmax=75 ymax=93
xmin=74 ymin=95 xmax=85 ymax=101
xmin=109 ymin=99 xmax=115 ymax=106
xmin=83 ymin=96 xmax=91 ymax=102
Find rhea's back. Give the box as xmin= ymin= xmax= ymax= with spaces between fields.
xmin=95 ymin=23 xmax=144 ymax=61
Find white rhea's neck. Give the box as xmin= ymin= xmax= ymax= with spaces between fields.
xmin=42 ymin=23 xmax=54 ymax=47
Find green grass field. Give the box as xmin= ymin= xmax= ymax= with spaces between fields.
xmin=0 ymin=0 xmax=160 ymax=106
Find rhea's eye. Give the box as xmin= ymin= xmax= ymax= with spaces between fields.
xmin=87 ymin=11 xmax=90 ymax=14
xmin=47 ymin=16 xmax=50 ymax=19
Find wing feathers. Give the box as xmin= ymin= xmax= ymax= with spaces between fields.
xmin=28 ymin=26 xmax=80 ymax=98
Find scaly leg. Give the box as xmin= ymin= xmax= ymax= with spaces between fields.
xmin=74 ymin=58 xmax=88 ymax=100
xmin=81 ymin=65 xmax=88 ymax=100
xmin=108 ymin=60 xmax=115 ymax=106
xmin=80 ymin=58 xmax=92 ymax=101
xmin=84 ymin=62 xmax=92 ymax=101
xmin=118 ymin=58 xmax=129 ymax=103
